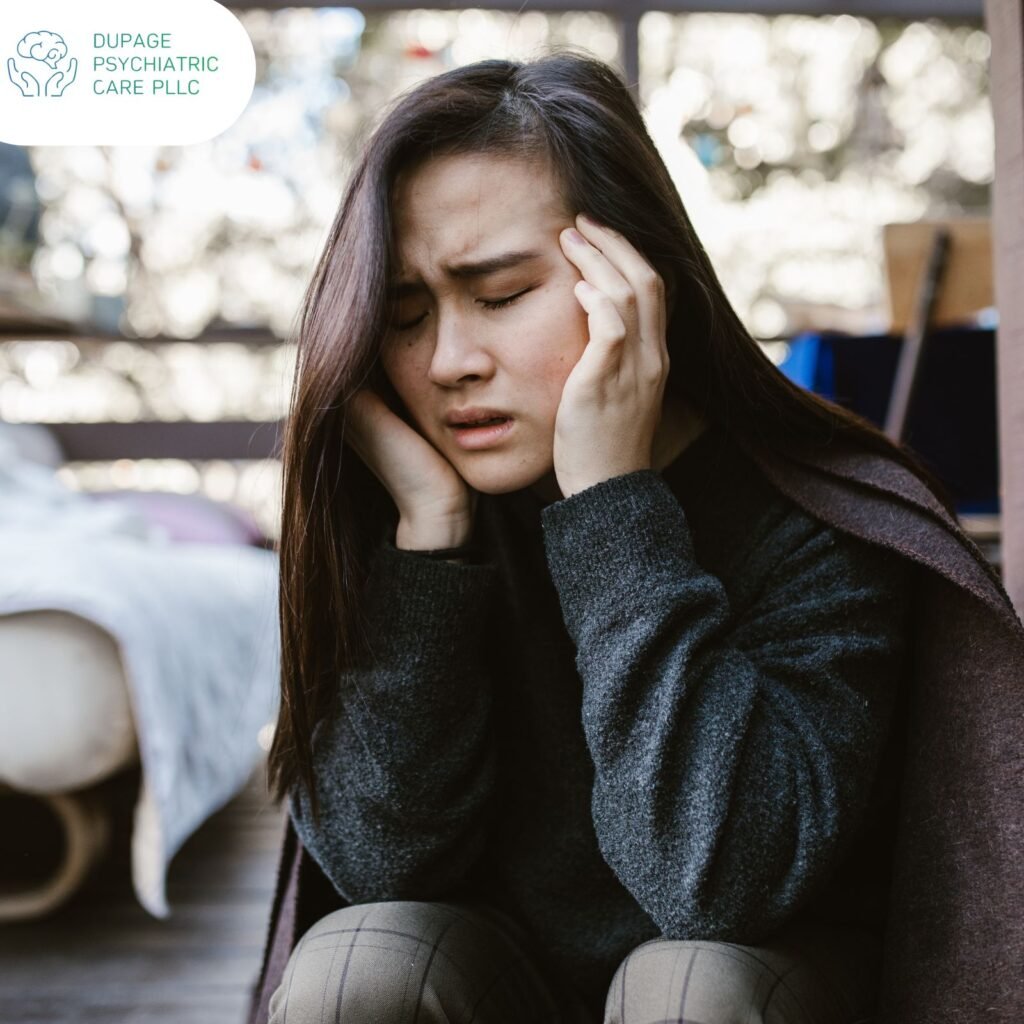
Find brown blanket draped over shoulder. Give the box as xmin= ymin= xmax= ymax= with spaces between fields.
xmin=246 ymin=440 xmax=1024 ymax=1024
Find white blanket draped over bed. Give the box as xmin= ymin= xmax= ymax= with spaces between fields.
xmin=0 ymin=434 xmax=280 ymax=917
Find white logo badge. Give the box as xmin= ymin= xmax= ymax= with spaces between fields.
xmin=1 ymin=0 xmax=255 ymax=145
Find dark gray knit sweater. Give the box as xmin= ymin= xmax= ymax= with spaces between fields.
xmin=290 ymin=423 xmax=913 ymax=1013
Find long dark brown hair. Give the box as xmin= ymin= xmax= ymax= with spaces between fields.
xmin=267 ymin=49 xmax=955 ymax=826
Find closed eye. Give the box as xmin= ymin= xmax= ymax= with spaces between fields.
xmin=479 ymin=287 xmax=532 ymax=311
xmin=393 ymin=288 xmax=534 ymax=331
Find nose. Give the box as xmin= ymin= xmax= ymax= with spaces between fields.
xmin=427 ymin=306 xmax=493 ymax=386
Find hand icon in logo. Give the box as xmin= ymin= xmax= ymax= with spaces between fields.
xmin=44 ymin=58 xmax=77 ymax=96
xmin=7 ymin=58 xmax=41 ymax=97
xmin=8 ymin=31 xmax=76 ymax=97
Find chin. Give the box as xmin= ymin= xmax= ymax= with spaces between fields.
xmin=456 ymin=456 xmax=552 ymax=497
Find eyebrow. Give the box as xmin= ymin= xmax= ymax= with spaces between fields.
xmin=390 ymin=249 xmax=543 ymax=298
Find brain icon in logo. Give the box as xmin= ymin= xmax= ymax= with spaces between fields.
xmin=7 ymin=30 xmax=77 ymax=97
xmin=19 ymin=30 xmax=68 ymax=69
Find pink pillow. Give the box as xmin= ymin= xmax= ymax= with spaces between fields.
xmin=85 ymin=490 xmax=268 ymax=547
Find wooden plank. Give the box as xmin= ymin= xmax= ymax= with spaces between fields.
xmin=0 ymin=762 xmax=287 ymax=1024
xmin=48 ymin=420 xmax=284 ymax=461
xmin=0 ymin=326 xmax=283 ymax=346
xmin=985 ymin=0 xmax=1024 ymax=617
xmin=882 ymin=218 xmax=993 ymax=335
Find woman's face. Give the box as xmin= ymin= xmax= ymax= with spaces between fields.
xmin=380 ymin=151 xmax=589 ymax=501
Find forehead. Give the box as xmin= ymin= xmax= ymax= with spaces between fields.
xmin=390 ymin=152 xmax=567 ymax=277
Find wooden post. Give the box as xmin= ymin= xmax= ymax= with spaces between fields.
xmin=618 ymin=8 xmax=641 ymax=105
xmin=985 ymin=0 xmax=1024 ymax=615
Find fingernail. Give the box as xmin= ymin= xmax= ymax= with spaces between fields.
xmin=565 ymin=228 xmax=585 ymax=245
xmin=577 ymin=212 xmax=597 ymax=226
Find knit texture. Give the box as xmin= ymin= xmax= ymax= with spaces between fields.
xmin=289 ymin=423 xmax=914 ymax=1013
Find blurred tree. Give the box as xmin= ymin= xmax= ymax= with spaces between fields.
xmin=0 ymin=143 xmax=41 ymax=272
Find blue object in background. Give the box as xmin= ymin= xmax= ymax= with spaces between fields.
xmin=0 ymin=143 xmax=41 ymax=249
xmin=778 ymin=327 xmax=999 ymax=515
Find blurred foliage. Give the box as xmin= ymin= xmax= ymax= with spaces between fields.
xmin=3 ymin=11 xmax=990 ymax=346
xmin=638 ymin=13 xmax=990 ymax=336
xmin=0 ymin=10 xmax=991 ymax=530
xmin=0 ymin=338 xmax=293 ymax=422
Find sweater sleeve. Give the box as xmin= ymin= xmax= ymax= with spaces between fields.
xmin=539 ymin=468 xmax=912 ymax=942
xmin=288 ymin=536 xmax=500 ymax=904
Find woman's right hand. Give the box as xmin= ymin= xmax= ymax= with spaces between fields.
xmin=344 ymin=387 xmax=476 ymax=549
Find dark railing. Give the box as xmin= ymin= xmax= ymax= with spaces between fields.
xmin=0 ymin=323 xmax=284 ymax=461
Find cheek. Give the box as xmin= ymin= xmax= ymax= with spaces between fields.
xmin=520 ymin=292 xmax=588 ymax=399
xmin=380 ymin=343 xmax=426 ymax=407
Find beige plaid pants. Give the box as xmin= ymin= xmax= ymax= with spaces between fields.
xmin=269 ymin=900 xmax=882 ymax=1024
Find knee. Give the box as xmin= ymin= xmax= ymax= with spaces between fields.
xmin=269 ymin=900 xmax=461 ymax=1023
xmin=606 ymin=938 xmax=773 ymax=1024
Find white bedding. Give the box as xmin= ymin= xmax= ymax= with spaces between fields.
xmin=0 ymin=433 xmax=280 ymax=917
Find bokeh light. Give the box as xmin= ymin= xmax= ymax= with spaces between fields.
xmin=1 ymin=9 xmax=990 ymax=537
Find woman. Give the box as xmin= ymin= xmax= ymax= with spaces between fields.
xmin=258 ymin=52 xmax=1022 ymax=1024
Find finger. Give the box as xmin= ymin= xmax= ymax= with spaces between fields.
xmin=343 ymin=391 xmax=395 ymax=485
xmin=342 ymin=389 xmax=379 ymax=448
xmin=572 ymin=280 xmax=628 ymax=380
xmin=562 ymin=226 xmax=664 ymax=386
xmin=559 ymin=227 xmax=639 ymax=340
xmin=574 ymin=214 xmax=666 ymax=349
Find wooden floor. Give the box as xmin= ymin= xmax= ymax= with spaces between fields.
xmin=0 ymin=761 xmax=287 ymax=1024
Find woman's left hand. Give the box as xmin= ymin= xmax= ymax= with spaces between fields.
xmin=553 ymin=212 xmax=671 ymax=500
